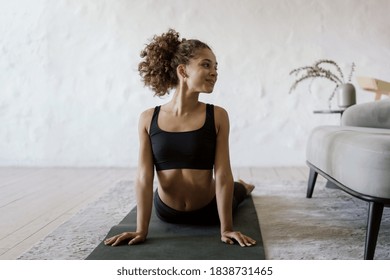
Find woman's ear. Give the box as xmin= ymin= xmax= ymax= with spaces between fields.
xmin=177 ymin=64 xmax=187 ymax=79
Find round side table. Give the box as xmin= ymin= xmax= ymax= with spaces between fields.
xmin=313 ymin=109 xmax=345 ymax=123
xmin=313 ymin=109 xmax=345 ymax=116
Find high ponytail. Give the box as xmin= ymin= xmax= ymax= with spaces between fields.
xmin=138 ymin=29 xmax=211 ymax=96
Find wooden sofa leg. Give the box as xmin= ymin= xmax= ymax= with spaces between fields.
xmin=365 ymin=201 xmax=384 ymax=260
xmin=306 ymin=168 xmax=318 ymax=198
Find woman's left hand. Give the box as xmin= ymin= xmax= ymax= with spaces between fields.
xmin=221 ymin=231 xmax=256 ymax=247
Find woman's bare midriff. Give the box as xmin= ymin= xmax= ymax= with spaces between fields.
xmin=156 ymin=169 xmax=216 ymax=211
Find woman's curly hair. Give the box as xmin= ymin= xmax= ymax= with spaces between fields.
xmin=138 ymin=29 xmax=211 ymax=96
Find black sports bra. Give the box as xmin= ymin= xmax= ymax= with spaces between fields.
xmin=149 ymin=104 xmax=217 ymax=171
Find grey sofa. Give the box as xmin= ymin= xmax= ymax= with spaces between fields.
xmin=306 ymin=99 xmax=390 ymax=259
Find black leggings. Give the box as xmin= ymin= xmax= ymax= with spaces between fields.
xmin=153 ymin=181 xmax=248 ymax=225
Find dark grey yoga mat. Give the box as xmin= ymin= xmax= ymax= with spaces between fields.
xmin=86 ymin=196 xmax=265 ymax=260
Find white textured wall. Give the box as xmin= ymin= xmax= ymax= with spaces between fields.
xmin=1 ymin=0 xmax=390 ymax=167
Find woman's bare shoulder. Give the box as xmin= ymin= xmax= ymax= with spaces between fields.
xmin=138 ymin=107 xmax=156 ymax=129
xmin=213 ymin=105 xmax=229 ymax=121
xmin=140 ymin=107 xmax=156 ymax=118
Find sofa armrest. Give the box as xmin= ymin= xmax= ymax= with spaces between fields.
xmin=341 ymin=99 xmax=390 ymax=129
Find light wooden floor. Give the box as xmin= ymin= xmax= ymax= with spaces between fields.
xmin=0 ymin=166 xmax=312 ymax=260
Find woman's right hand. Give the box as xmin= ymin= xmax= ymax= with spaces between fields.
xmin=104 ymin=232 xmax=147 ymax=246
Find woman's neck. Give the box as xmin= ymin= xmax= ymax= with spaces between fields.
xmin=168 ymin=87 xmax=201 ymax=116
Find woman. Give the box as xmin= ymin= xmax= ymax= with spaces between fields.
xmin=104 ymin=29 xmax=256 ymax=247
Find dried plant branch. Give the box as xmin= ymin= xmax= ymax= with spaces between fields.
xmin=289 ymin=59 xmax=355 ymax=96
xmin=347 ymin=62 xmax=355 ymax=82
xmin=327 ymin=84 xmax=340 ymax=109
xmin=289 ymin=71 xmax=340 ymax=94
xmin=315 ymin=60 xmax=344 ymax=83
xmin=289 ymin=66 xmax=315 ymax=76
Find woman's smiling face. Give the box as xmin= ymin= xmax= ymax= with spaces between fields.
xmin=184 ymin=48 xmax=218 ymax=94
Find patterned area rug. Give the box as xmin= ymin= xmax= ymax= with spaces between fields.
xmin=18 ymin=181 xmax=136 ymax=260
xmin=18 ymin=180 xmax=390 ymax=260
xmin=252 ymin=180 xmax=390 ymax=260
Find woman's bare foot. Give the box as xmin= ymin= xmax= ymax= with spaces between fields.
xmin=238 ymin=179 xmax=255 ymax=195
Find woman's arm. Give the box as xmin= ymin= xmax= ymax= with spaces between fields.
xmin=214 ymin=106 xmax=256 ymax=247
xmin=104 ymin=109 xmax=155 ymax=246
xmin=134 ymin=109 xmax=155 ymax=240
xmin=214 ymin=107 xmax=234 ymax=233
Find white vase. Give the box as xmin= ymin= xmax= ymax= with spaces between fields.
xmin=337 ymin=83 xmax=356 ymax=109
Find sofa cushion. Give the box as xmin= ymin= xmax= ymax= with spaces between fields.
xmin=307 ymin=125 xmax=390 ymax=199
xmin=342 ymin=99 xmax=390 ymax=129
